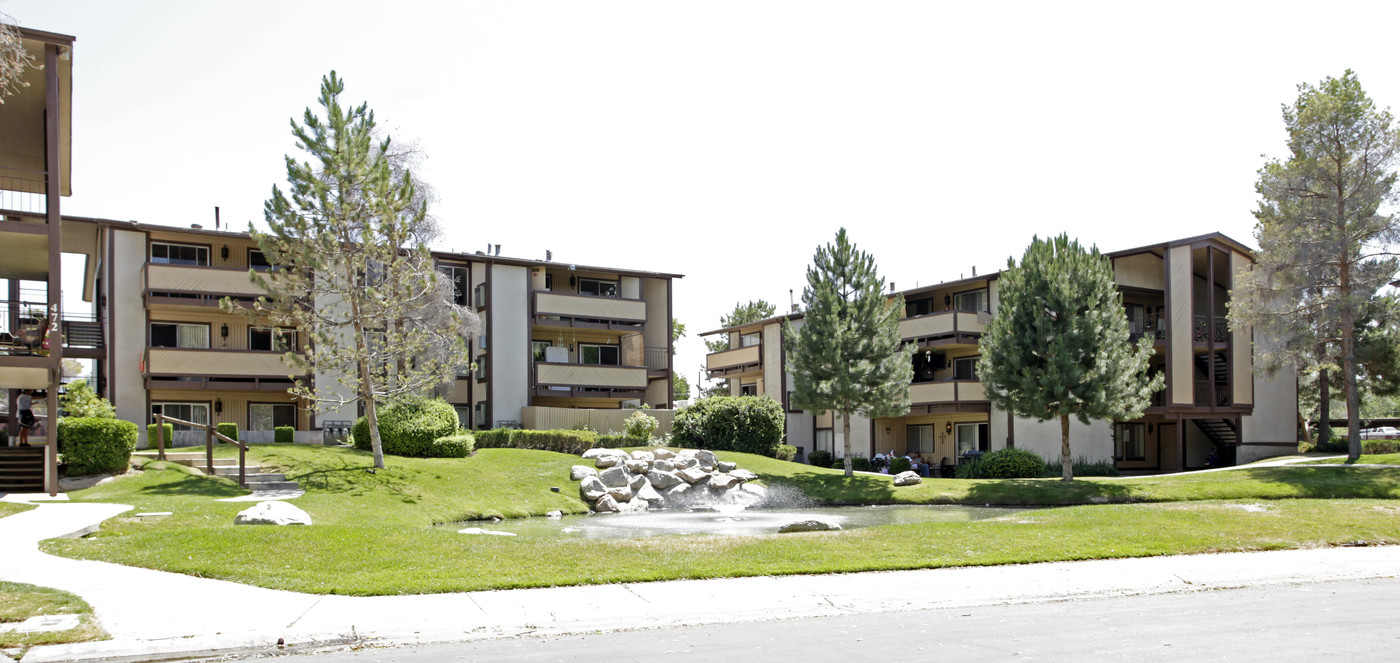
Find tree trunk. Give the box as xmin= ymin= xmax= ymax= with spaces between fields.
xmin=842 ymin=406 xmax=853 ymax=478
xmin=1318 ymin=367 xmax=1331 ymax=446
xmin=1298 ymin=411 xmax=1313 ymax=445
xmin=1060 ymin=413 xmax=1072 ymax=482
xmin=347 ymin=270 xmax=385 ymax=469
xmin=1343 ymin=329 xmax=1362 ymax=462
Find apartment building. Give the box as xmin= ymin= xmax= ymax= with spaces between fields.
xmin=703 ymin=233 xmax=1299 ymax=473
xmin=0 ymin=26 xmax=76 ymax=493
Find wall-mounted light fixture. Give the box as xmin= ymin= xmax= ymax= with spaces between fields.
xmin=221 ymin=323 xmax=229 ymax=338
xmin=214 ymin=398 xmax=223 ymax=415
xmin=945 ymin=421 xmax=953 ymax=435
xmin=220 ymin=245 xmax=229 ymax=260
xmin=884 ymin=426 xmax=891 ymax=435
xmin=569 ymin=275 xmax=576 ymax=287
xmin=1148 ymin=423 xmax=1155 ymax=434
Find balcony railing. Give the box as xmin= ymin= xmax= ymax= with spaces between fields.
xmin=645 ymin=346 xmax=669 ymax=371
xmin=145 ymin=347 xmax=299 ymax=379
xmin=1193 ymin=315 xmax=1229 ymax=345
xmin=533 ymin=291 xmax=646 ymax=327
xmin=1194 ymin=380 xmax=1232 ymax=407
xmin=0 ymin=167 xmax=49 ymax=213
xmin=899 ymin=310 xmax=986 ymax=342
xmin=535 ymin=362 xmax=648 ymax=395
xmin=706 ymin=344 xmax=761 ymax=375
xmin=909 ymin=380 xmax=986 ymax=405
xmin=145 ymin=263 xmax=266 ymax=298
xmin=0 ymin=299 xmax=102 ymax=355
xmin=1129 ymin=311 xmax=1167 ymax=342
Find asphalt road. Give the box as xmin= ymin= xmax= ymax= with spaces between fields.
xmin=251 ymin=577 xmax=1400 ymax=662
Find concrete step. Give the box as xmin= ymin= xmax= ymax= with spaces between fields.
xmin=211 ymin=465 xmax=266 ymax=476
xmin=244 ymin=480 xmax=300 ymax=491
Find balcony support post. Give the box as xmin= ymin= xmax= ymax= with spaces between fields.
xmin=42 ymin=42 xmax=63 ymax=496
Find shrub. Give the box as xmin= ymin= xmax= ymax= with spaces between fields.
xmin=146 ymin=423 xmax=174 ymax=450
xmin=672 ymin=396 xmax=784 ymax=456
xmin=596 ymin=432 xmax=628 ymax=447
xmin=954 ymin=456 xmax=984 ymax=479
xmin=59 ymin=380 xmax=115 ymax=419
xmin=623 ymin=410 xmax=660 ymax=442
xmin=432 ymin=433 xmax=475 ymax=458
xmin=774 ymin=444 xmax=797 ymax=462
xmin=216 ymin=422 xmax=239 ymax=442
xmin=889 ymin=456 xmax=912 ymax=474
xmin=1363 ymin=439 xmax=1400 ymax=455
xmin=975 ymin=448 xmax=1045 ymax=479
xmin=510 ymin=429 xmax=599 ymax=455
xmin=850 ymin=457 xmax=871 ymax=472
xmin=351 ymin=398 xmax=459 ymax=457
xmin=274 ymin=426 xmax=294 ymax=444
xmin=808 ymin=449 xmax=832 ymax=467
xmin=58 ymin=417 xmax=137 ymax=476
xmin=1042 ymin=454 xmax=1120 ymax=477
xmin=473 ymin=428 xmax=514 ymax=449
xmin=1314 ymin=436 xmax=1350 ymax=453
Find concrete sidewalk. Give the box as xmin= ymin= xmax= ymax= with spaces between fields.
xmin=4 ymin=502 xmax=1399 ymax=663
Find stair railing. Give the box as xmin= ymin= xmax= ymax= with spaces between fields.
xmin=153 ymin=414 xmax=248 ymax=487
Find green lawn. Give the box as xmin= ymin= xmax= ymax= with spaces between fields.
xmin=1302 ymin=453 xmax=1400 ymax=466
xmin=0 ymin=581 xmax=107 ymax=651
xmin=0 ymin=502 xmax=33 ymax=519
xmin=38 ymin=444 xmax=1400 ymax=596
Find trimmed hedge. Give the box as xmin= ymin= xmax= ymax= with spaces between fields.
xmin=445 ymin=427 xmax=600 ymax=455
xmin=352 ymin=398 xmax=459 ymax=457
xmin=889 ymin=457 xmax=912 ymax=474
xmin=1363 ymin=439 xmax=1400 ymax=455
xmin=217 ymin=422 xmax=239 ymax=442
xmin=432 ymin=433 xmax=475 ymax=458
xmin=775 ymin=444 xmax=797 ymax=462
xmin=672 ymin=396 xmax=784 ymax=456
xmin=58 ymin=417 xmax=137 ymax=476
xmin=146 ymin=423 xmax=174 ymax=449
xmin=1042 ymin=455 xmax=1120 ymax=477
xmin=474 ymin=428 xmax=513 ymax=448
xmin=274 ymin=426 xmax=294 ymax=443
xmin=976 ymin=448 xmax=1044 ymax=479
xmin=831 ymin=457 xmax=871 ymax=472
xmin=808 ymin=450 xmax=833 ymax=467
xmin=596 ymin=432 xmax=628 ymax=447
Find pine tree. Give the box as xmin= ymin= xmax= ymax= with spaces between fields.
xmin=978 ymin=234 xmax=1161 ymax=481
xmin=785 ymin=229 xmax=912 ymax=477
xmin=233 ymin=72 xmax=479 ymax=469
xmin=1230 ymin=70 xmax=1400 ymax=462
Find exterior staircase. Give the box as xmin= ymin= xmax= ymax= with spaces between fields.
xmin=133 ymin=451 xmax=300 ymax=491
xmin=0 ymin=446 xmax=45 ymax=493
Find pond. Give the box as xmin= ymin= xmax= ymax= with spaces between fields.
xmin=446 ymin=504 xmax=1026 ymax=540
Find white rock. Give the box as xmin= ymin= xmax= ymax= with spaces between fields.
xmin=234 ymin=501 xmax=312 ymax=526
xmin=599 ymin=466 xmax=630 ymax=488
xmin=635 ymin=481 xmax=664 ymax=504
xmin=653 ymin=459 xmax=675 ymax=472
xmin=663 ymin=483 xmax=693 ymax=499
xmin=893 ymin=471 xmax=922 ymax=486
xmin=546 ymin=510 xmax=563 ymax=519
xmin=607 ymin=486 xmax=633 ymax=502
xmin=674 ymin=456 xmax=698 ymax=469
xmin=678 ymin=467 xmax=710 ymax=485
xmin=729 ymin=469 xmax=759 ymax=482
xmin=594 ymin=494 xmax=620 ymax=513
xmin=695 ymin=450 xmax=719 ymax=467
xmin=570 ymin=465 xmax=598 ymax=481
xmin=616 ymin=497 xmax=649 ymax=513
xmin=653 ymin=448 xmax=676 ymax=460
xmin=457 ymin=527 xmax=517 ymax=537
xmin=583 ymin=448 xmax=627 ymax=459
xmin=740 ymin=483 xmax=767 ymax=499
xmin=579 ymin=476 xmax=607 ymax=501
xmin=708 ymin=473 xmax=740 ymax=490
xmin=628 ymin=474 xmax=650 ymax=493
xmin=594 ymin=455 xmax=623 ymax=469
xmin=630 ymin=450 xmax=655 ymax=462
xmin=646 ymin=469 xmax=682 ymax=490
xmin=624 ymin=459 xmax=651 ymax=474
xmin=717 ymin=461 xmax=738 ymax=472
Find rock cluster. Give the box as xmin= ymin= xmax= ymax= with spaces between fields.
xmin=573 ymin=447 xmax=765 ymax=513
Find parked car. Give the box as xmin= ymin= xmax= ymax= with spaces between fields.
xmin=1360 ymin=427 xmax=1400 ymax=440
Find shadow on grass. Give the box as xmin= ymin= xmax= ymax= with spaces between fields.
xmin=964 ymin=478 xmax=1135 ymax=506
xmin=765 ymin=473 xmax=897 ymax=504
xmin=1234 ymin=466 xmax=1400 ymax=499
xmin=285 ymin=455 xmax=417 ymax=499
xmin=136 ymin=472 xmax=246 ymax=498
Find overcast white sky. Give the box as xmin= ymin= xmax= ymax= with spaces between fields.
xmin=8 ymin=0 xmax=1400 ymax=395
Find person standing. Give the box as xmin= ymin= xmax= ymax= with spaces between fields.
xmin=17 ymin=389 xmax=34 ymax=447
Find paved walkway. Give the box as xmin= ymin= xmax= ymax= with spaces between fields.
xmin=2 ymin=501 xmax=1399 ymax=663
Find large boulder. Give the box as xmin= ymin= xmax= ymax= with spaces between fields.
xmin=678 ymin=467 xmax=710 ymax=485
xmin=607 ymin=486 xmax=633 ymax=503
xmin=673 ymin=456 xmax=698 ymax=470
xmin=599 ymin=466 xmax=631 ymax=488
xmin=646 ymin=469 xmax=682 ymax=490
xmin=630 ymin=450 xmax=656 ymax=463
xmin=234 ymin=501 xmax=311 ymax=526
xmin=695 ymin=450 xmax=719 ymax=467
xmin=716 ymin=461 xmax=737 ymax=473
xmin=635 ymin=481 xmax=664 ymax=505
xmin=729 ymin=469 xmax=759 ymax=482
xmin=594 ymin=494 xmax=620 ymax=513
xmin=778 ymin=520 xmax=841 ymax=533
xmin=662 ymin=483 xmax=693 ymax=502
xmin=740 ymin=482 xmax=767 ymax=499
xmin=653 ymin=448 xmax=677 ymax=460
xmin=579 ymin=476 xmax=607 ymax=501
xmin=893 ymin=471 xmax=922 ymax=487
xmin=570 ymin=465 xmax=598 ymax=481
xmin=583 ymin=448 xmax=626 ymax=459
xmin=628 ymin=474 xmax=650 ymax=493
xmin=624 ymin=459 xmax=651 ymax=474
xmin=594 ymin=455 xmax=623 ymax=469
xmin=708 ymin=473 xmax=740 ymax=490
xmin=653 ymin=459 xmax=675 ymax=472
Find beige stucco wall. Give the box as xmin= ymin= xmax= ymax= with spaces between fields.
xmin=762 ymin=323 xmax=783 ymax=401
xmin=110 ymin=228 xmax=150 ymax=445
xmin=1114 ymin=253 xmax=1166 ymax=291
xmin=490 ymin=264 xmax=530 ymax=427
xmin=1168 ymin=245 xmax=1193 ymax=405
xmin=1007 ymin=414 xmax=1114 ymax=464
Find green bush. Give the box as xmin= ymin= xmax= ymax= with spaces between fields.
xmin=216 ymin=422 xmax=239 ymax=442
xmin=596 ymin=432 xmax=629 ymax=447
xmin=274 ymin=426 xmax=294 ymax=444
xmin=672 ymin=396 xmax=784 ymax=456
xmin=623 ymin=411 xmax=660 ymax=443
xmin=459 ymin=427 xmax=600 ymax=455
xmin=432 ymin=433 xmax=475 ymax=458
xmin=976 ymin=448 xmax=1045 ymax=479
xmin=1314 ymin=436 xmax=1350 ymax=453
xmin=58 ymin=417 xmax=137 ymax=476
xmin=889 ymin=457 xmax=912 ymax=474
xmin=955 ymin=456 xmax=984 ymax=479
xmin=1042 ymin=454 xmax=1120 ymax=477
xmin=352 ymin=398 xmax=459 ymax=457
xmin=59 ymin=379 xmax=115 ymax=418
xmin=774 ymin=444 xmax=797 ymax=462
xmin=146 ymin=423 xmax=174 ymax=450
xmin=473 ymin=428 xmax=514 ymax=449
xmin=1363 ymin=439 xmax=1400 ymax=455
xmin=828 ymin=456 xmax=871 ymax=471
xmin=808 ymin=450 xmax=832 ymax=467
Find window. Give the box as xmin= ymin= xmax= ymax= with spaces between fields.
xmin=953 ymin=289 xmax=987 ymax=313
xmin=532 ymin=341 xmax=551 ymax=363
xmin=580 ymin=344 xmax=620 ymax=365
xmin=455 ymin=405 xmax=471 ymax=429
xmin=249 ymin=249 xmax=272 ymax=271
xmin=150 ymin=323 xmax=209 ymax=349
xmin=1117 ymin=422 xmax=1146 ymax=461
xmin=151 ymin=402 xmax=209 ymax=432
xmin=815 ymin=429 xmax=834 ymax=453
xmin=906 ymin=424 xmax=934 ymax=455
xmin=151 ymin=242 xmax=209 ymax=266
xmin=953 ymin=356 xmax=979 ymax=381
xmin=439 ymin=265 xmax=468 ymax=306
xmin=956 ymin=422 xmax=989 ymax=455
xmin=250 ymin=403 xmax=296 ymax=431
xmin=249 ymin=327 xmax=296 ymax=352
xmin=1125 ymin=303 xmax=1145 ymax=336
xmin=912 ymin=351 xmax=939 ymax=383
xmin=740 ymin=382 xmax=757 ymax=396
xmin=474 ymin=283 xmax=487 ymax=309
xmin=739 ymin=333 xmax=760 ymax=348
xmin=474 ymin=355 xmax=488 ymax=381
xmin=474 ymin=401 xmax=488 ymax=430
xmin=545 ymin=273 xmax=554 ymax=291
xmin=906 ymin=298 xmax=935 ymax=317
xmin=578 ymin=278 xmax=619 ymax=298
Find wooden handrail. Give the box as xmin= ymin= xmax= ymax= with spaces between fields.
xmin=153 ymin=413 xmax=249 ymax=487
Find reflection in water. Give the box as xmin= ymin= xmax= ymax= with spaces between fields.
xmin=446 ymin=504 xmax=1024 ymax=540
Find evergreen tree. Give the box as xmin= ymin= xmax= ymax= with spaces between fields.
xmin=978 ymin=234 xmax=1161 ymax=481
xmin=785 ymin=229 xmax=912 ymax=477
xmin=235 ymin=72 xmax=479 ymax=469
xmin=1230 ymin=70 xmax=1400 ymax=462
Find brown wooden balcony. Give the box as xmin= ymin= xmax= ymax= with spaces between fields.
xmin=532 ymin=291 xmax=646 ymax=331
xmin=145 ymin=263 xmax=265 ymax=299
xmin=0 ymin=299 xmax=104 ymax=359
xmin=907 ymin=379 xmax=988 ymax=414
xmin=534 ymin=361 xmax=648 ymax=399
xmin=706 ymin=344 xmax=762 ymax=378
xmin=144 ymin=348 xmax=302 ymax=392
xmin=899 ymin=311 xmax=986 ymax=347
